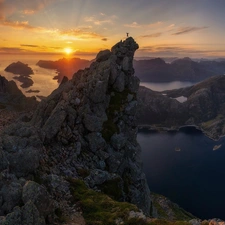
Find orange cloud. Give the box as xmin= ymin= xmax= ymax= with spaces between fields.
xmin=0 ymin=0 xmax=58 ymax=19
xmin=0 ymin=19 xmax=38 ymax=30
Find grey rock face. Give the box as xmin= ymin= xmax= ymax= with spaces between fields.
xmin=35 ymin=37 xmax=150 ymax=215
xmin=0 ymin=37 xmax=151 ymax=221
xmin=1 ymin=182 xmax=22 ymax=214
xmin=22 ymin=201 xmax=46 ymax=225
xmin=22 ymin=181 xmax=54 ymax=218
xmin=96 ymin=50 xmax=112 ymax=62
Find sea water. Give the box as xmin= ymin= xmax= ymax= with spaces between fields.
xmin=0 ymin=55 xmax=59 ymax=98
xmin=138 ymin=127 xmax=225 ymax=219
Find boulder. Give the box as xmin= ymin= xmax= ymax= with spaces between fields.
xmin=22 ymin=181 xmax=54 ymax=218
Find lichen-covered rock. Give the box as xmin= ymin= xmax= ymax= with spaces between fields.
xmin=84 ymin=169 xmax=110 ymax=188
xmin=86 ymin=132 xmax=106 ymax=152
xmin=0 ymin=182 xmax=22 ymax=214
xmin=6 ymin=146 xmax=40 ymax=177
xmin=22 ymin=181 xmax=54 ymax=218
xmin=96 ymin=50 xmax=112 ymax=62
xmin=22 ymin=201 xmax=46 ymax=225
xmin=1 ymin=207 xmax=22 ymax=225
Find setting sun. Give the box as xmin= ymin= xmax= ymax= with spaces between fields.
xmin=64 ymin=47 xmax=73 ymax=55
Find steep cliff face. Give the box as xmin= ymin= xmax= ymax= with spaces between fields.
xmin=31 ymin=37 xmax=151 ymax=214
xmin=0 ymin=37 xmax=151 ymax=224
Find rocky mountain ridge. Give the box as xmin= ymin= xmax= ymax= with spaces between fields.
xmin=0 ymin=37 xmax=152 ymax=224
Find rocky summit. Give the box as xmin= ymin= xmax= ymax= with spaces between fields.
xmin=0 ymin=37 xmax=151 ymax=224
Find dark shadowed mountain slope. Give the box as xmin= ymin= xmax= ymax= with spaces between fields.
xmin=0 ymin=75 xmax=37 ymax=110
xmin=134 ymin=57 xmax=225 ymax=82
xmin=137 ymin=75 xmax=225 ymax=139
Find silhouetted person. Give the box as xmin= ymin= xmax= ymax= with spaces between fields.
xmin=126 ymin=32 xmax=129 ymax=37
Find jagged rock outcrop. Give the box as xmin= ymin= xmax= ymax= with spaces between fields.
xmin=0 ymin=37 xmax=151 ymax=224
xmin=0 ymin=75 xmax=37 ymax=110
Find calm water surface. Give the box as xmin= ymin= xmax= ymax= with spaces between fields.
xmin=137 ymin=127 xmax=225 ymax=220
xmin=0 ymin=55 xmax=59 ymax=98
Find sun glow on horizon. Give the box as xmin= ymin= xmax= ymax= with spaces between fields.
xmin=64 ymin=47 xmax=73 ymax=55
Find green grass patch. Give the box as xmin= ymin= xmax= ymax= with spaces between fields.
xmin=151 ymin=193 xmax=196 ymax=221
xmin=98 ymin=177 xmax=123 ymax=201
xmin=201 ymin=114 xmax=224 ymax=128
xmin=67 ymin=178 xmax=146 ymax=225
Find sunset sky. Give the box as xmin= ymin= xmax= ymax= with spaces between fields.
xmin=1 ymin=0 xmax=225 ymax=59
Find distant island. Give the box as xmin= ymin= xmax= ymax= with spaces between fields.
xmin=25 ymin=89 xmax=40 ymax=93
xmin=36 ymin=57 xmax=91 ymax=83
xmin=4 ymin=61 xmax=34 ymax=88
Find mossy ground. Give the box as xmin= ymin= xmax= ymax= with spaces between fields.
xmin=98 ymin=177 xmax=123 ymax=201
xmin=201 ymin=114 xmax=224 ymax=128
xmin=151 ymin=193 xmax=196 ymax=221
xmin=67 ymin=178 xmax=147 ymax=225
xmin=66 ymin=178 xmax=198 ymax=225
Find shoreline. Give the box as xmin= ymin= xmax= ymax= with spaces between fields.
xmin=138 ymin=124 xmax=224 ymax=142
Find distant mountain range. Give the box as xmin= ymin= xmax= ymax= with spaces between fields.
xmin=134 ymin=57 xmax=225 ymax=82
xmin=37 ymin=56 xmax=225 ymax=83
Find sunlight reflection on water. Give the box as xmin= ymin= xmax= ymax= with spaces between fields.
xmin=0 ymin=56 xmax=59 ymax=98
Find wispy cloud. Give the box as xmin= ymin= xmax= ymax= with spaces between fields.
xmin=101 ymin=38 xmax=108 ymax=41
xmin=59 ymin=29 xmax=104 ymax=39
xmin=0 ymin=0 xmax=57 ymax=18
xmin=21 ymin=44 xmax=39 ymax=48
xmin=0 ymin=47 xmax=34 ymax=54
xmin=0 ymin=19 xmax=39 ymax=30
xmin=172 ymin=26 xmax=208 ymax=35
xmin=0 ymin=16 xmax=106 ymax=41
xmin=22 ymin=10 xmax=35 ymax=15
xmin=85 ymin=16 xmax=113 ymax=25
xmin=138 ymin=44 xmax=225 ymax=58
xmin=139 ymin=32 xmax=162 ymax=38
xmin=124 ymin=21 xmax=163 ymax=28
